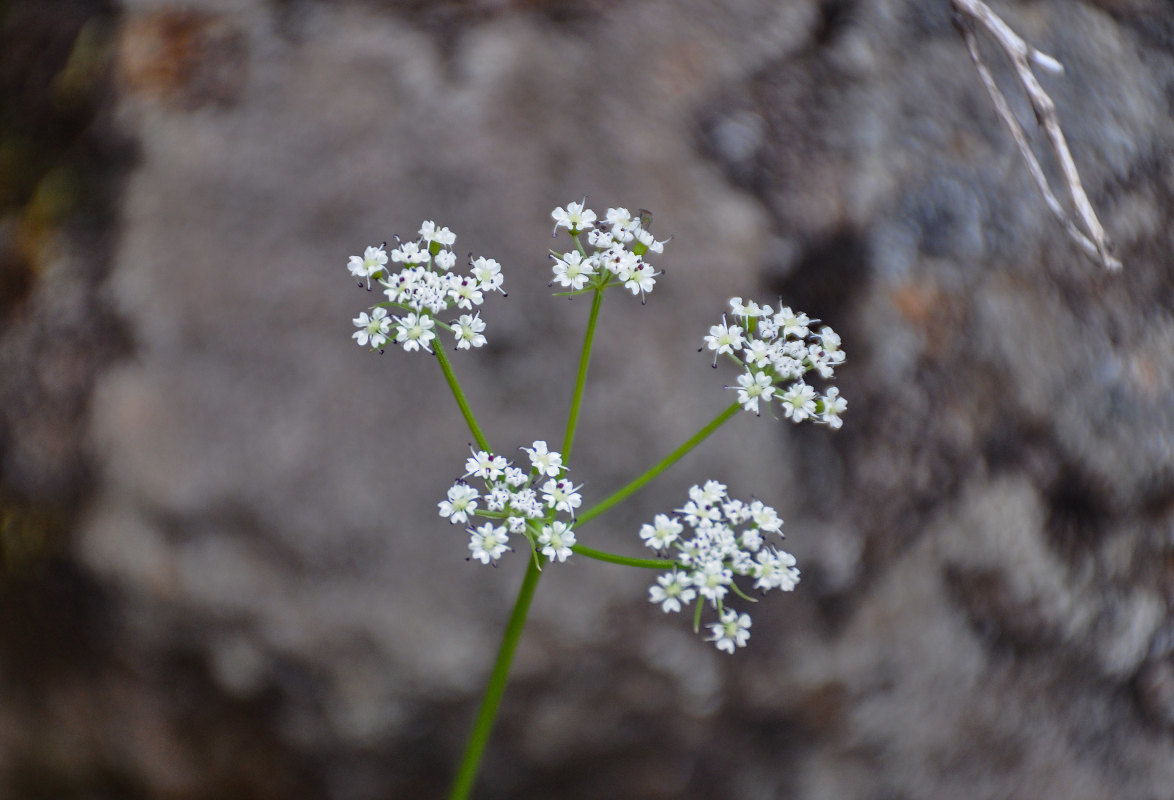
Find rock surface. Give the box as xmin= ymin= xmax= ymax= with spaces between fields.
xmin=2 ymin=0 xmax=1174 ymax=798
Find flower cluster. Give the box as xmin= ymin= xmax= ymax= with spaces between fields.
xmin=704 ymin=297 xmax=846 ymax=426
xmin=549 ymin=200 xmax=668 ymax=302
xmin=439 ymin=441 xmax=581 ymax=565
xmin=641 ymin=481 xmax=799 ymax=653
xmin=349 ymin=221 xmax=504 ymax=353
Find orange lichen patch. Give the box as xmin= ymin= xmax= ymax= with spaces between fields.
xmin=117 ymin=10 xmax=248 ymax=109
xmin=888 ymin=280 xmax=967 ymax=359
xmin=889 ymin=281 xmax=944 ymax=328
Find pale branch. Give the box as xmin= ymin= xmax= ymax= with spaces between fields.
xmin=951 ymin=0 xmax=1121 ymax=270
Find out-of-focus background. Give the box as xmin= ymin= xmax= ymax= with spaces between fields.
xmin=2 ymin=0 xmax=1174 ymax=797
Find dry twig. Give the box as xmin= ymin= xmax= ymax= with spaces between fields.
xmin=951 ymin=0 xmax=1121 ymax=270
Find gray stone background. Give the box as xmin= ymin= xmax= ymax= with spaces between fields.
xmin=2 ymin=0 xmax=1174 ymax=798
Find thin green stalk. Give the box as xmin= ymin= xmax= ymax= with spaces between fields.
xmin=577 ymin=401 xmax=742 ymax=527
xmin=572 ymin=544 xmax=675 ymax=569
xmin=561 ymin=287 xmax=604 ymax=461
xmin=448 ymin=556 xmax=545 ymax=800
xmin=433 ymin=338 xmax=491 ymax=452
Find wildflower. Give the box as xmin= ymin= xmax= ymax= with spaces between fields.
xmin=348 ymin=245 xmax=389 ymax=288
xmin=622 ymin=261 xmax=657 ymax=299
xmin=346 ymin=223 xmax=504 ymax=353
xmin=465 ymin=449 xmax=507 ymax=481
xmin=641 ymin=484 xmax=797 ymax=652
xmin=538 ymin=521 xmax=576 ymax=563
xmin=551 ymin=251 xmax=595 ymax=291
xmin=780 ymin=382 xmax=817 ymax=422
xmin=775 ymin=306 xmax=811 ymax=338
xmin=391 ymin=241 xmax=431 ymax=267
xmin=648 ymin=570 xmax=696 ymax=613
xmin=548 ymin=201 xmax=667 ymax=301
xmin=447 ymin=274 xmax=484 ymax=310
xmin=522 ymin=441 xmax=563 ymax=477
xmin=552 ymin=200 xmax=597 ymax=234
xmin=469 ymin=523 xmax=510 ymax=564
xmin=394 ymin=312 xmax=436 ymax=352
xmin=707 ymin=609 xmax=752 ymax=654
xmin=438 ymin=483 xmax=479 ymax=524
xmin=419 ymin=221 xmax=456 ymax=249
xmin=704 ymin=316 xmax=745 ymax=365
xmin=540 ymin=478 xmax=582 ymax=515
xmin=352 ymin=308 xmax=391 ymax=348
xmin=819 ymin=386 xmax=847 ymax=429
xmin=454 ymin=313 xmax=487 ymax=350
xmin=471 ymin=257 xmax=504 ymax=293
xmin=433 ymin=250 xmax=457 ymax=271
xmin=639 ymin=514 xmax=683 ymax=550
xmin=705 ymin=297 xmax=846 ymax=427
xmin=735 ymin=371 xmax=775 ymax=414
xmin=633 ymin=227 xmax=666 ymax=255
xmin=446 ymin=442 xmax=578 ymax=567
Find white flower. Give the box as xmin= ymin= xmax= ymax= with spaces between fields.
xmin=598 ymin=246 xmax=637 ymax=278
xmin=639 ymin=514 xmax=683 ymax=550
xmin=471 ymin=257 xmax=504 ymax=293
xmin=485 ymin=486 xmax=511 ymax=512
xmin=538 ymin=521 xmax=576 ymax=563
xmin=552 ymin=200 xmax=597 ymax=234
xmin=633 ymin=227 xmax=666 ymax=254
xmin=541 ymin=478 xmax=582 ymax=515
xmin=640 ymin=483 xmax=799 ymax=651
xmin=605 ymin=207 xmax=631 ymax=230
xmin=348 ymin=245 xmax=389 ymax=287
xmin=707 ymin=609 xmax=751 ymax=654
xmin=774 ymin=307 xmax=810 ymax=339
xmin=465 ymin=449 xmax=507 ymax=481
xmin=819 ymin=386 xmax=847 ymax=429
xmin=780 ymin=382 xmax=818 ymax=422
xmin=551 ymin=251 xmax=595 ymax=291
xmin=438 ymin=482 xmax=479 ymax=524
xmin=605 ymin=207 xmax=639 ymax=242
xmin=394 ymin=312 xmax=436 ymax=352
xmin=649 ymin=570 xmax=695 ymax=613
xmin=704 ymin=315 xmax=745 ymax=365
xmin=391 ymin=241 xmax=431 ymax=267
xmin=692 ymin=559 xmax=733 ymax=604
xmin=352 ymin=307 xmax=391 ymax=348
xmin=748 ymin=500 xmax=782 ymax=534
xmin=729 ymin=297 xmax=763 ymax=319
xmin=419 ymin=220 xmax=456 ymax=248
xmin=469 ymin=522 xmax=509 ymax=564
xmin=696 ymin=480 xmax=728 ymax=504
xmin=622 ymin=261 xmax=658 ymax=298
xmin=743 ymin=339 xmax=774 ymax=368
xmin=586 ymin=228 xmax=615 ymax=248
xmin=433 ymin=250 xmax=457 ymax=271
xmin=503 ymin=466 xmax=528 ymax=487
xmin=735 ymin=371 xmax=776 ymax=414
xmin=752 ymin=549 xmax=799 ymax=591
xmin=448 ymin=275 xmax=484 ymax=310
xmin=522 ymin=441 xmax=563 ymax=477
xmin=454 ymin=313 xmax=487 ymax=350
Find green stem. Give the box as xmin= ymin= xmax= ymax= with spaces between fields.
xmin=577 ymin=401 xmax=742 ymax=527
xmin=448 ymin=556 xmax=545 ymax=800
xmin=433 ymin=337 xmax=491 ymax=452
xmin=572 ymin=544 xmax=675 ymax=569
xmin=561 ymin=288 xmax=604 ymax=461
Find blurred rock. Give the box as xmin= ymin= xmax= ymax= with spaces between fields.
xmin=1 ymin=0 xmax=1173 ymax=798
